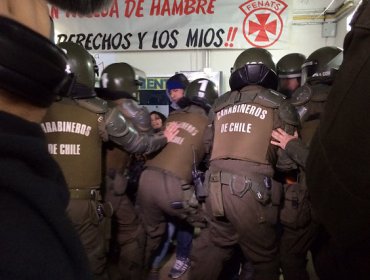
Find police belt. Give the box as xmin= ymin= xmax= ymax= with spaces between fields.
xmin=69 ymin=188 xmax=101 ymax=200
xmin=210 ymin=171 xmax=267 ymax=199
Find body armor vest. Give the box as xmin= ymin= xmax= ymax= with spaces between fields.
xmin=211 ymin=102 xmax=274 ymax=164
xmin=41 ymin=98 xmax=103 ymax=188
xmin=146 ymin=107 xmax=208 ymax=182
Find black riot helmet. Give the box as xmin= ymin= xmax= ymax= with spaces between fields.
xmin=57 ymin=41 xmax=96 ymax=98
xmin=301 ymin=46 xmax=343 ymax=85
xmin=229 ymin=48 xmax=278 ymax=91
xmin=99 ymin=63 xmax=146 ymax=101
xmin=277 ymin=53 xmax=306 ymax=79
xmin=185 ymin=78 xmax=218 ymax=110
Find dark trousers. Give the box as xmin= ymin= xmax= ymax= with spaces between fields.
xmin=105 ymin=188 xmax=145 ymax=280
xmin=279 ymin=183 xmax=318 ymax=280
xmin=189 ymin=175 xmax=279 ymax=280
xmin=137 ymin=169 xmax=195 ymax=267
xmin=67 ymin=199 xmax=109 ymax=280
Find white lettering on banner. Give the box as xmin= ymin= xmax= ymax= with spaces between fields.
xmin=149 ymin=0 xmax=216 ymax=16
xmin=47 ymin=144 xmax=81 ymax=155
xmin=41 ymin=121 xmax=92 ymax=136
xmin=50 ymin=0 xmax=290 ymax=51
xmin=220 ymin=123 xmax=252 ymax=134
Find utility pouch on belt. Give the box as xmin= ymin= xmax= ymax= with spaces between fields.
xmin=280 ymin=183 xmax=311 ymax=228
xmin=98 ymin=202 xmax=113 ymax=252
xmin=209 ymin=172 xmax=225 ymax=217
xmin=250 ymin=182 xmax=270 ymax=205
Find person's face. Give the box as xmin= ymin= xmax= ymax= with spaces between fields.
xmin=279 ymin=78 xmax=300 ymax=98
xmin=169 ymin=88 xmax=185 ymax=103
xmin=150 ymin=113 xmax=163 ymax=130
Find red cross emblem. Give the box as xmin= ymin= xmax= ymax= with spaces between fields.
xmin=239 ymin=0 xmax=288 ymax=48
xmin=249 ymin=14 xmax=277 ymax=42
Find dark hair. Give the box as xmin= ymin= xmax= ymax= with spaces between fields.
xmin=47 ymin=0 xmax=112 ymax=14
xmin=150 ymin=111 xmax=167 ymax=123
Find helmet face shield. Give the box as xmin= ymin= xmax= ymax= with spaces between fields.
xmin=229 ymin=63 xmax=278 ymax=90
xmin=230 ymin=48 xmax=278 ymax=90
xmin=301 ymin=46 xmax=343 ymax=85
xmin=277 ymin=53 xmax=306 ymax=79
xmin=301 ymin=61 xmax=317 ymax=86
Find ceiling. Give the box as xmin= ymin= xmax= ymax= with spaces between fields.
xmin=291 ymin=0 xmax=360 ymax=23
xmin=293 ymin=0 xmax=348 ymax=13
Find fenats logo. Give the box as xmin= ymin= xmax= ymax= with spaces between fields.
xmin=239 ymin=0 xmax=288 ymax=48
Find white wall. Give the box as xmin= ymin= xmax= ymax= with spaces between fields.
xmin=93 ymin=16 xmax=351 ymax=94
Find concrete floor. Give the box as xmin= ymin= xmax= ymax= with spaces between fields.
xmin=151 ymin=250 xmax=319 ymax=280
xmin=108 ymin=246 xmax=319 ymax=280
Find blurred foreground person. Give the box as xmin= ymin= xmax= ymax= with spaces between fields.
xmin=0 ymin=0 xmax=111 ymax=279
xmin=306 ymin=1 xmax=370 ymax=279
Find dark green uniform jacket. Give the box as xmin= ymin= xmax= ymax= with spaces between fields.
xmin=0 ymin=111 xmax=91 ymax=280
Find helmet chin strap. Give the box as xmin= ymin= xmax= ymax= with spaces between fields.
xmin=0 ymin=16 xmax=73 ymax=108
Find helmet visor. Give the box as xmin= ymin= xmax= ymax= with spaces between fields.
xmin=301 ymin=61 xmax=317 ymax=86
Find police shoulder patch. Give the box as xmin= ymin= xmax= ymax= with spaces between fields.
xmin=212 ymin=90 xmax=233 ymax=112
xmin=290 ymin=85 xmax=312 ymax=106
xmin=279 ymin=101 xmax=300 ymax=126
xmin=310 ymin=84 xmax=331 ymax=102
xmin=254 ymin=89 xmax=286 ymax=109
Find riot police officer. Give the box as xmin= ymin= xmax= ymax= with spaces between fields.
xmin=277 ymin=53 xmax=306 ymax=98
xmin=0 ymin=1 xmax=111 ymax=279
xmin=272 ymin=46 xmax=343 ymax=167
xmin=41 ymin=42 xmax=178 ymax=280
xmin=275 ymin=52 xmax=315 ymax=280
xmin=307 ymin=1 xmax=370 ymax=279
xmin=189 ymin=48 xmax=299 ymax=280
xmin=137 ymin=77 xmax=218 ymax=272
xmin=97 ymin=62 xmax=166 ymax=280
xmin=41 ymin=41 xmax=113 ymax=280
xmin=271 ymin=46 xmax=343 ymax=280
